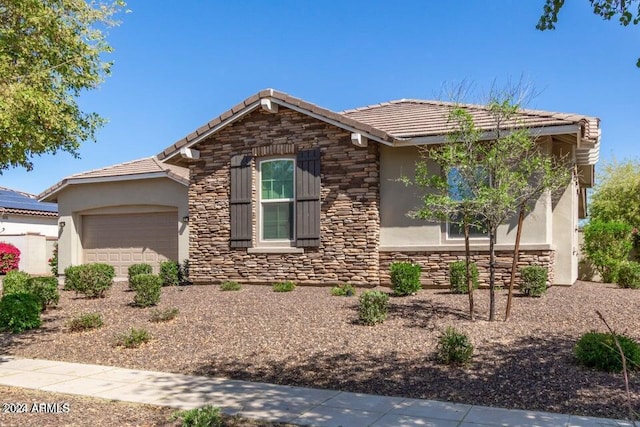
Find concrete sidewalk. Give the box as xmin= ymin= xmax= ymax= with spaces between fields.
xmin=0 ymin=356 xmax=633 ymax=427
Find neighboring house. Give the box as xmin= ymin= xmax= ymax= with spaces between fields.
xmin=153 ymin=89 xmax=600 ymax=287
xmin=39 ymin=157 xmax=189 ymax=277
xmin=0 ymin=187 xmax=58 ymax=275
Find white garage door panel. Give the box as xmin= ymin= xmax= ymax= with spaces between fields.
xmin=83 ymin=213 xmax=178 ymax=277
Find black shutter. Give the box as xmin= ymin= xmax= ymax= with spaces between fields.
xmin=229 ymin=154 xmax=252 ymax=248
xmin=296 ymin=148 xmax=321 ymax=247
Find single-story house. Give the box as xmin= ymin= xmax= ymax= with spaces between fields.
xmin=0 ymin=187 xmax=58 ymax=275
xmin=42 ymin=89 xmax=600 ymax=286
xmin=39 ymin=157 xmax=189 ymax=277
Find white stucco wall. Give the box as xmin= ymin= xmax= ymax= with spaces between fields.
xmin=0 ymin=214 xmax=57 ymax=237
xmin=55 ymin=177 xmax=189 ymax=276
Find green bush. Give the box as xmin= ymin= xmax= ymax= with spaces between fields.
xmin=358 ymin=290 xmax=389 ymax=325
xmin=178 ymin=259 xmax=192 ymax=286
xmin=127 ymin=263 xmax=152 ymax=287
xmin=273 ymin=281 xmax=296 ymax=292
xmin=171 ymin=405 xmax=222 ymax=427
xmin=26 ymin=276 xmax=59 ymax=310
xmin=583 ymin=220 xmax=633 ymax=283
xmin=67 ymin=312 xmax=103 ymax=332
xmin=64 ymin=263 xmax=115 ymax=298
xmin=519 ymin=265 xmax=548 ymax=297
xmin=390 ymin=261 xmax=422 ymax=296
xmin=1 ymin=270 xmax=30 ymax=295
xmin=0 ymin=293 xmax=42 ymax=333
xmin=436 ymin=326 xmax=474 ymax=365
xmin=150 ymin=307 xmax=179 ymax=322
xmin=220 ymin=281 xmax=241 ymax=291
xmin=617 ymin=261 xmax=640 ymax=289
xmin=160 ymin=260 xmax=179 ymax=286
xmin=131 ymin=274 xmax=162 ymax=307
xmin=331 ymin=283 xmax=355 ymax=296
xmin=575 ymin=331 xmax=640 ymax=373
xmin=449 ymin=261 xmax=479 ymax=294
xmin=114 ymin=328 xmax=151 ymax=348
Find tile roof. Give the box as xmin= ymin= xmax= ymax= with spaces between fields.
xmin=341 ymin=99 xmax=600 ymax=143
xmin=0 ymin=186 xmax=58 ymax=216
xmin=38 ymin=157 xmax=189 ymax=201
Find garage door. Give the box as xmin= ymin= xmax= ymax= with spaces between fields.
xmin=82 ymin=212 xmax=178 ymax=277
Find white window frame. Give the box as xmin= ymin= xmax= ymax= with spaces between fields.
xmin=258 ymin=158 xmax=296 ymax=246
xmin=445 ymin=167 xmax=488 ymax=240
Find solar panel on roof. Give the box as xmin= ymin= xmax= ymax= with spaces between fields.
xmin=0 ymin=189 xmax=58 ymax=213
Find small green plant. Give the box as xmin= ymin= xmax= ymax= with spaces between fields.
xmin=220 ymin=280 xmax=241 ymax=291
xmin=127 ymin=263 xmax=152 ymax=287
xmin=178 ymin=259 xmax=192 ymax=286
xmin=149 ymin=307 xmax=179 ymax=322
xmin=48 ymin=243 xmax=58 ymax=276
xmin=331 ymin=283 xmax=356 ymax=296
xmin=617 ymin=261 xmax=640 ymax=289
xmin=171 ymin=405 xmax=222 ymax=427
xmin=575 ymin=331 xmax=640 ymax=373
xmin=64 ymin=263 xmax=115 ymax=298
xmin=160 ymin=260 xmax=180 ymax=286
xmin=131 ymin=274 xmax=162 ymax=307
xmin=114 ymin=328 xmax=151 ymax=348
xmin=1 ymin=270 xmax=30 ymax=295
xmin=273 ymin=281 xmax=296 ymax=292
xmin=449 ymin=261 xmax=479 ymax=294
xmin=436 ymin=326 xmax=474 ymax=365
xmin=0 ymin=293 xmax=42 ymax=333
xmin=390 ymin=261 xmax=422 ymax=296
xmin=582 ymin=220 xmax=633 ymax=283
xmin=67 ymin=312 xmax=103 ymax=332
xmin=519 ymin=265 xmax=548 ymax=297
xmin=358 ymin=290 xmax=389 ymax=325
xmin=26 ymin=276 xmax=59 ymax=310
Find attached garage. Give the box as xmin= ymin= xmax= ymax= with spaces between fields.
xmin=38 ymin=157 xmax=189 ymax=279
xmin=82 ymin=212 xmax=178 ymax=276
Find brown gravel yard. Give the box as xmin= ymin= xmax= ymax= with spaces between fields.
xmin=1 ymin=281 xmax=638 ymax=421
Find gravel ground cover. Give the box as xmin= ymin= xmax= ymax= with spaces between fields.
xmin=1 ymin=280 xmax=638 ymax=421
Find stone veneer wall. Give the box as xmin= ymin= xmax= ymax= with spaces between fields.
xmin=188 ymin=107 xmax=380 ymax=285
xmin=379 ymin=250 xmax=555 ymax=288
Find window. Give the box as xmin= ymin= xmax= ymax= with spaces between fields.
xmin=447 ymin=168 xmax=487 ymax=239
xmin=260 ymin=159 xmax=295 ymax=241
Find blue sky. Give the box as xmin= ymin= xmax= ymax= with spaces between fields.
xmin=3 ymin=1 xmax=639 ymax=195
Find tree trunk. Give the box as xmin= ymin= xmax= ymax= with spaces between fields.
xmin=505 ymin=204 xmax=526 ymax=321
xmin=464 ymin=221 xmax=474 ymax=321
xmin=489 ymin=227 xmax=497 ymax=321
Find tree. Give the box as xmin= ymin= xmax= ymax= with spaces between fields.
xmin=537 ymin=0 xmax=640 ymax=67
xmin=589 ymin=159 xmax=640 ymax=227
xmin=411 ymin=96 xmax=571 ymax=321
xmin=0 ymin=0 xmax=126 ymax=172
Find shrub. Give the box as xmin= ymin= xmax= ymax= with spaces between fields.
xmin=220 ymin=281 xmax=241 ymax=291
xmin=358 ymin=290 xmax=389 ymax=325
xmin=171 ymin=405 xmax=222 ymax=427
xmin=582 ymin=220 xmax=633 ymax=283
xmin=575 ymin=331 xmax=640 ymax=373
xmin=0 ymin=293 xmax=42 ymax=333
xmin=127 ymin=263 xmax=152 ymax=286
xmin=26 ymin=276 xmax=60 ymax=310
xmin=178 ymin=259 xmax=192 ymax=286
xmin=150 ymin=307 xmax=179 ymax=322
xmin=436 ymin=326 xmax=474 ymax=365
xmin=131 ymin=274 xmax=162 ymax=307
xmin=331 ymin=283 xmax=356 ymax=296
xmin=0 ymin=242 xmax=20 ymax=273
xmin=1 ymin=270 xmax=30 ymax=295
xmin=67 ymin=312 xmax=103 ymax=332
xmin=48 ymin=243 xmax=58 ymax=276
xmin=273 ymin=281 xmax=296 ymax=292
xmin=449 ymin=261 xmax=479 ymax=294
xmin=390 ymin=261 xmax=422 ymax=296
xmin=114 ymin=328 xmax=151 ymax=348
xmin=64 ymin=263 xmax=115 ymax=298
xmin=160 ymin=260 xmax=179 ymax=286
xmin=617 ymin=261 xmax=640 ymax=289
xmin=519 ymin=265 xmax=548 ymax=297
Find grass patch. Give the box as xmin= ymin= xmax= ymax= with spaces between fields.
xmin=149 ymin=307 xmax=179 ymax=323
xmin=114 ymin=328 xmax=151 ymax=348
xmin=67 ymin=312 xmax=103 ymax=332
xmin=220 ymin=281 xmax=241 ymax=291
xmin=272 ymin=281 xmax=296 ymax=292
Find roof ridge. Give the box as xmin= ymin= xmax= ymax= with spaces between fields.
xmin=66 ymin=156 xmax=157 ymax=178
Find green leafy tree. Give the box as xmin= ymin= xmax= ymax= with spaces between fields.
xmin=537 ymin=0 xmax=640 ymax=67
xmin=0 ymin=0 xmax=126 ymax=172
xmin=589 ymin=159 xmax=640 ymax=227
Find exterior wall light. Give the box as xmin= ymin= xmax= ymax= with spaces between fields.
xmin=182 ymin=216 xmax=189 ymax=223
